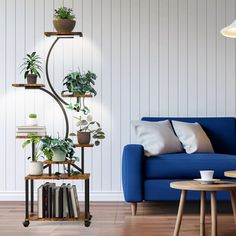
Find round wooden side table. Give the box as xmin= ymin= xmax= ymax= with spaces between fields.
xmin=170 ymin=180 xmax=236 ymax=236
xmin=225 ymin=171 xmax=236 ymax=179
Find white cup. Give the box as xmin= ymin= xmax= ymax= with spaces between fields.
xmin=200 ymin=170 xmax=214 ymax=180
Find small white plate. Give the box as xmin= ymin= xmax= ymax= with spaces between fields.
xmin=194 ymin=179 xmax=221 ymax=185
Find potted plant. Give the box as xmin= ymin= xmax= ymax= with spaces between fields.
xmin=22 ymin=135 xmax=43 ymax=176
xmin=40 ymin=136 xmax=76 ymax=162
xmin=70 ymin=114 xmax=105 ymax=146
xmin=53 ymin=7 xmax=76 ymax=33
xmin=27 ymin=113 xmax=38 ymax=126
xmin=63 ymin=70 xmax=97 ymax=96
xmin=63 ymin=70 xmax=97 ymax=114
xmin=20 ymin=51 xmax=42 ymax=84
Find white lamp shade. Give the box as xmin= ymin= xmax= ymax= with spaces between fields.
xmin=221 ymin=19 xmax=236 ymax=38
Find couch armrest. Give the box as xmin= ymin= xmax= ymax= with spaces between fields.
xmin=122 ymin=144 xmax=144 ymax=202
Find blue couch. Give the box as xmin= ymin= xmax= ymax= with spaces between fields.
xmin=122 ymin=117 xmax=236 ymax=215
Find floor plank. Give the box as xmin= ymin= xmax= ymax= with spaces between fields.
xmin=0 ymin=201 xmax=236 ymax=236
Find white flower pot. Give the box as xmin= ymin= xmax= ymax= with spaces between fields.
xmin=27 ymin=117 xmax=38 ymax=126
xmin=28 ymin=161 xmax=43 ymax=175
xmin=52 ymin=148 xmax=66 ymax=162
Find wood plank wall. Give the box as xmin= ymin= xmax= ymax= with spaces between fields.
xmin=0 ymin=0 xmax=236 ymax=200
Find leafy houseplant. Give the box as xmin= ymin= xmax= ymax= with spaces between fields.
xmin=22 ymin=135 xmax=43 ymax=175
xmin=63 ymin=70 xmax=97 ymax=114
xmin=27 ymin=113 xmax=38 ymax=126
xmin=53 ymin=7 xmax=76 ymax=33
xmin=20 ymin=52 xmax=42 ymax=84
xmin=40 ymin=136 xmax=76 ymax=161
xmin=63 ymin=70 xmax=97 ymax=95
xmin=70 ymin=115 xmax=105 ymax=146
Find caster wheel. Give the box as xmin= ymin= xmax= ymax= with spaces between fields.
xmin=84 ymin=220 xmax=91 ymax=227
xmin=23 ymin=220 xmax=30 ymax=227
xmin=89 ymin=214 xmax=92 ymax=220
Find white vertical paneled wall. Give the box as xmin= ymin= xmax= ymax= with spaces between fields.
xmin=0 ymin=0 xmax=236 ymax=200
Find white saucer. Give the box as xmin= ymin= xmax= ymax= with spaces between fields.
xmin=194 ymin=178 xmax=220 ymax=185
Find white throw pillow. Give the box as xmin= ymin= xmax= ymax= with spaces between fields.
xmin=172 ymin=120 xmax=214 ymax=154
xmin=132 ymin=120 xmax=183 ymax=156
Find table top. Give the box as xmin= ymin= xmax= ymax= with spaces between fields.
xmin=224 ymin=171 xmax=236 ymax=178
xmin=170 ymin=180 xmax=236 ymax=191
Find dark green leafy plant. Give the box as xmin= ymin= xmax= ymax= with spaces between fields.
xmin=20 ymin=52 xmax=42 ymax=79
xmin=54 ymin=7 xmax=75 ymax=20
xmin=63 ymin=70 xmax=97 ymax=96
xmin=70 ymin=115 xmax=105 ymax=146
xmin=22 ymin=134 xmax=42 ymax=161
xmin=40 ymin=136 xmax=76 ymax=161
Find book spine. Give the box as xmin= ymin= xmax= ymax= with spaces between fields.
xmin=73 ymin=185 xmax=80 ymax=217
xmin=59 ymin=186 xmax=64 ymax=218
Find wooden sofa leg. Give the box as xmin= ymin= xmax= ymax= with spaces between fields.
xmin=131 ymin=202 xmax=137 ymax=216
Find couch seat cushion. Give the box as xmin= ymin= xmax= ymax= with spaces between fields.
xmin=145 ymin=153 xmax=236 ymax=179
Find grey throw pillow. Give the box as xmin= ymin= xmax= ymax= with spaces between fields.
xmin=172 ymin=120 xmax=214 ymax=154
xmin=132 ymin=120 xmax=183 ymax=156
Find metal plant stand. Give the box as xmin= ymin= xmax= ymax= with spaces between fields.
xmin=13 ymin=32 xmax=93 ymax=227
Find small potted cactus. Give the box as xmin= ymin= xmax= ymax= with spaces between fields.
xmin=27 ymin=113 xmax=38 ymax=126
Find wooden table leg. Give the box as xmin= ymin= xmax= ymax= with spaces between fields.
xmin=200 ymin=191 xmax=206 ymax=236
xmin=211 ymin=191 xmax=217 ymax=236
xmin=173 ymin=190 xmax=187 ymax=236
xmin=230 ymin=191 xmax=236 ymax=225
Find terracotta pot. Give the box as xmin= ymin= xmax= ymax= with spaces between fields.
xmin=28 ymin=161 xmax=43 ymax=175
xmin=27 ymin=74 xmax=37 ymax=84
xmin=52 ymin=148 xmax=66 ymax=162
xmin=77 ymin=131 xmax=91 ymax=144
xmin=53 ymin=19 xmax=76 ymax=33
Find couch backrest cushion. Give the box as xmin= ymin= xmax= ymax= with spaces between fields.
xmin=142 ymin=117 xmax=236 ymax=155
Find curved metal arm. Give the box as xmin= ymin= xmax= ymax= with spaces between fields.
xmin=45 ymin=37 xmax=73 ymax=106
xmin=39 ymin=87 xmax=69 ymax=138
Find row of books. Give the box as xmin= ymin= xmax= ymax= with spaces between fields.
xmin=37 ymin=183 xmax=80 ymax=218
xmin=16 ymin=126 xmax=46 ymax=136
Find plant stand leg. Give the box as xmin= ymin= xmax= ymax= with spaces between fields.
xmin=30 ymin=179 xmax=34 ymax=213
xmin=23 ymin=179 xmax=30 ymax=227
xmin=81 ymin=147 xmax=84 ymax=174
xmin=31 ymin=142 xmax=35 ymax=213
xmin=84 ymin=178 xmax=91 ymax=227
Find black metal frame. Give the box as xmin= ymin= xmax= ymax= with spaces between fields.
xmin=24 ymin=177 xmax=91 ymax=227
xmin=22 ymin=36 xmax=91 ymax=227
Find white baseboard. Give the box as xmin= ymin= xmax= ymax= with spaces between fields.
xmin=0 ymin=191 xmax=124 ymax=201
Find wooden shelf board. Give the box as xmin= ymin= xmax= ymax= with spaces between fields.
xmin=12 ymin=83 xmax=45 ymax=88
xmin=29 ymin=212 xmax=85 ymax=221
xmin=16 ymin=135 xmax=47 ymax=139
xmin=44 ymin=32 xmax=83 ymax=37
xmin=61 ymin=93 xmax=93 ymax=98
xmin=43 ymin=160 xmax=75 ymax=165
xmin=25 ymin=173 xmax=90 ymax=180
xmin=73 ymin=144 xmax=94 ymax=148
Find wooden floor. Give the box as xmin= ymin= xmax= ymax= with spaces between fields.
xmin=0 ymin=201 xmax=236 ymax=236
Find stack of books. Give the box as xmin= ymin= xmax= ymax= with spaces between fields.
xmin=16 ymin=126 xmax=46 ymax=137
xmin=37 ymin=183 xmax=80 ymax=218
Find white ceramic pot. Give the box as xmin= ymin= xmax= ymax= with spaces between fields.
xmin=27 ymin=117 xmax=38 ymax=126
xmin=28 ymin=161 xmax=43 ymax=175
xmin=52 ymin=148 xmax=66 ymax=162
